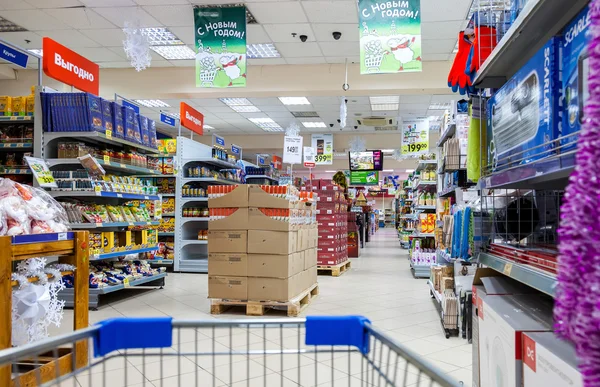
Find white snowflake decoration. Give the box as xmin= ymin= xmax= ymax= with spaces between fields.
xmin=285 ymin=122 xmax=301 ymax=137
xmin=123 ymin=20 xmax=152 ymax=72
xmin=348 ymin=136 xmax=367 ymax=153
xmin=339 ymin=98 xmax=347 ymax=129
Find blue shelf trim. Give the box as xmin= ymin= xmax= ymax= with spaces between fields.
xmin=11 ymin=232 xmax=74 ymax=244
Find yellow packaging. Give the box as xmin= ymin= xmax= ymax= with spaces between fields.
xmin=116 ymin=231 xmax=132 ymax=248
xmin=11 ymin=96 xmax=26 ymax=116
xmin=0 ymin=96 xmax=12 ymax=116
xmin=146 ymin=229 xmax=158 ymax=245
xmin=26 ymin=87 xmax=35 ymax=116
xmin=102 ymin=232 xmax=115 ymax=253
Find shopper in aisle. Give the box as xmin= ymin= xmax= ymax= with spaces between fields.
xmin=356 ymin=212 xmax=365 ymax=248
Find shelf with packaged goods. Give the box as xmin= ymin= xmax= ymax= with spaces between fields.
xmin=413 ymin=233 xmax=435 ymax=238
xmin=181 ymin=217 xmax=209 ymax=223
xmin=413 ymin=205 xmax=436 ymax=211
xmin=148 ymin=259 xmax=173 ymax=265
xmin=91 ymin=245 xmax=159 ymax=261
xmin=181 ymin=177 xmax=240 ymax=185
xmin=438 ymin=186 xmax=458 ymax=198
xmin=181 ymin=197 xmax=208 ymax=205
xmin=68 ymin=221 xmax=160 ymax=229
xmin=416 ymin=160 xmax=438 ymax=172
xmin=160 ymin=193 xmax=176 ymax=197
xmin=44 ymin=131 xmax=159 ymax=154
xmin=193 ymin=158 xmax=241 ymax=170
xmin=162 ymin=213 xmax=175 ymax=217
xmin=158 ymin=232 xmax=174 ymax=236
xmin=473 ymin=0 xmax=588 ymax=88
xmin=48 ymin=191 xmax=161 ymax=201
xmin=428 ymin=280 xmax=443 ymax=305
xmin=0 ymin=116 xmax=33 ymax=122
xmin=0 ymin=142 xmax=33 ymax=150
xmin=181 ymin=240 xmax=208 ymax=246
xmin=415 ymin=180 xmax=437 ymax=190
xmin=47 ymin=158 xmax=162 ymax=175
xmin=478 ymin=252 xmax=556 ymax=297
xmin=245 ymin=175 xmax=279 ymax=182
xmin=0 ymin=168 xmax=31 ymax=175
xmin=436 ymin=123 xmax=456 ymax=148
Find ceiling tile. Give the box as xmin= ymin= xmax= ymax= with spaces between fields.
xmin=263 ymin=23 xmax=314 ymax=43
xmin=248 ymin=58 xmax=286 ymax=65
xmin=93 ymin=6 xmax=161 ymax=28
xmin=312 ymin=23 xmax=359 ymax=42
xmin=248 ymin=97 xmax=281 ymax=106
xmin=167 ymin=26 xmax=194 ymax=44
xmin=0 ymin=31 xmax=42 ymax=48
xmin=37 ymin=29 xmax=100 ymax=48
xmin=247 ymin=24 xmax=270 ymax=44
xmin=318 ymin=42 xmax=357 ymax=57
xmin=308 ymin=96 xmax=339 ymax=105
xmin=430 ymin=95 xmax=457 ymax=103
xmin=422 ymin=39 xmax=456 ymax=55
xmin=0 ymin=9 xmax=69 ymax=30
xmin=170 ymin=59 xmax=194 ymax=67
xmin=80 ymin=28 xmax=125 ymax=46
xmin=44 ymin=8 xmax=115 ymax=29
xmin=399 ymin=95 xmax=432 ymax=104
xmin=276 ymin=42 xmax=322 ymax=58
xmin=80 ymin=0 xmax=136 ymax=6
xmin=144 ymin=5 xmax=193 ymax=26
xmin=25 ymin=0 xmax=82 ymax=8
xmin=421 ymin=0 xmax=471 ymax=22
xmin=325 ymin=56 xmax=359 ymax=64
xmin=285 ymin=57 xmax=327 ymax=64
xmin=0 ymin=0 xmax=34 ymax=9
xmin=99 ymin=61 xmax=132 ymax=68
xmin=205 ymin=106 xmax=235 ymax=113
xmin=190 ymin=99 xmax=226 ymax=107
xmin=72 ymin=47 xmax=125 ymax=62
xmin=133 ymin=0 xmax=189 ymax=4
xmin=422 ymin=21 xmax=464 ymax=40
xmin=399 ymin=103 xmax=429 ymax=111
xmin=267 ymin=111 xmax=294 ymax=118
xmin=302 ymin=1 xmax=358 ymax=24
xmin=247 ymin=2 xmax=307 ymax=24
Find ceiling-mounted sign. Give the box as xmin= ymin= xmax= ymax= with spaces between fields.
xmin=180 ymin=102 xmax=204 ymax=136
xmin=358 ymin=0 xmax=422 ymax=74
xmin=195 ymin=6 xmax=247 ymax=88
xmin=283 ymin=136 xmax=302 ymax=165
xmin=257 ymin=155 xmax=266 ymax=165
xmin=160 ymin=113 xmax=176 ymax=127
xmin=42 ymin=37 xmax=99 ymax=95
xmin=303 ymin=147 xmax=316 ymax=168
xmin=0 ymin=42 xmax=28 ymax=68
xmin=213 ymin=134 xmax=225 ymax=147
xmin=231 ymin=144 xmax=241 ymax=156
xmin=350 ymin=171 xmax=379 ymax=186
xmin=123 ymin=100 xmax=140 ymax=114
xmin=311 ymin=134 xmax=333 ymax=165
xmin=401 ymin=119 xmax=429 ymax=155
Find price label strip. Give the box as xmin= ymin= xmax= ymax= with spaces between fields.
xmin=24 ymin=157 xmax=57 ymax=188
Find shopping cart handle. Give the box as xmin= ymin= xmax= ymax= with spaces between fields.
xmin=93 ymin=317 xmax=173 ymax=357
xmin=305 ymin=316 xmax=371 ymax=354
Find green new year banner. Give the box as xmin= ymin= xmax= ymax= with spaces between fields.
xmin=194 ymin=6 xmax=247 ymax=88
xmin=350 ymin=171 xmax=380 ymax=186
xmin=358 ymin=0 xmax=422 ymax=74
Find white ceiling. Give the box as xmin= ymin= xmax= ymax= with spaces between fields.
xmin=0 ymin=0 xmax=472 ymax=68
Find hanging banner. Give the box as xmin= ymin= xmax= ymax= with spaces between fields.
xmin=311 ymin=134 xmax=333 ymax=165
xmin=180 ymin=102 xmax=204 ymax=135
xmin=283 ymin=137 xmax=302 ymax=165
xmin=194 ymin=6 xmax=247 ymax=88
xmin=350 ymin=171 xmax=380 ymax=186
xmin=358 ymin=0 xmax=422 ymax=74
xmin=401 ymin=120 xmax=429 ymax=155
xmin=303 ymin=147 xmax=316 ymax=168
xmin=42 ymin=37 xmax=99 ymax=95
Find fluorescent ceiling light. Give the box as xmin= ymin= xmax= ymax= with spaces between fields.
xmin=151 ymin=45 xmax=195 ymax=60
xmin=371 ymin=104 xmax=399 ymax=111
xmin=136 ymin=99 xmax=170 ymax=108
xmin=370 ymin=96 xmax=399 ymax=104
xmin=247 ymin=43 xmax=280 ymax=59
xmin=381 ymin=149 xmax=395 ymax=153
xmin=142 ymin=27 xmax=184 ymax=46
xmin=382 ymin=169 xmax=394 ymax=172
xmin=231 ymin=105 xmax=261 ymax=113
xmin=301 ymin=122 xmax=327 ymax=128
xmin=325 ymin=170 xmax=336 ymax=173
xmin=406 ymin=169 xmax=415 ymax=173
xmin=248 ymin=117 xmax=283 ymax=132
xmin=429 ymin=103 xmax=451 ymax=110
xmin=220 ymin=98 xmax=252 ymax=106
xmin=27 ymin=49 xmax=43 ymax=57
xmin=279 ymin=97 xmax=310 ymax=105
xmin=204 ymin=124 xmax=215 ymax=129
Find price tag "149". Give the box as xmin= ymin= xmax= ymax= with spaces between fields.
xmin=283 ymin=136 xmax=303 ymax=165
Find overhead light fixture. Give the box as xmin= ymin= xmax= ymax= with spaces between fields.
xmin=150 ymin=45 xmax=195 ymax=60
xmin=301 ymin=122 xmax=327 ymax=128
xmin=135 ymin=99 xmax=170 ymax=108
xmin=0 ymin=16 xmax=26 ymax=32
xmin=279 ymin=97 xmax=311 ymax=105
xmin=142 ymin=27 xmax=184 ymax=46
xmin=406 ymin=169 xmax=415 ymax=173
xmin=325 ymin=170 xmax=336 ymax=173
xmin=204 ymin=124 xmax=215 ymax=129
xmin=369 ymin=96 xmax=399 ymax=104
xmin=291 ymin=111 xmax=319 ymax=118
xmin=220 ymin=98 xmax=252 ymax=106
xmin=247 ymin=43 xmax=280 ymax=59
xmin=231 ymin=105 xmax=261 ymax=113
xmin=382 ymin=169 xmax=394 ymax=172
xmin=248 ymin=117 xmax=283 ymax=132
xmin=381 ymin=149 xmax=395 ymax=153
xmin=429 ymin=103 xmax=451 ymax=110
xmin=27 ymin=49 xmax=43 ymax=57
xmin=371 ymin=104 xmax=399 ymax=111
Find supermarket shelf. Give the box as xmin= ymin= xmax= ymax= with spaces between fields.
xmin=178 ymin=259 xmax=208 ymax=273
xmin=0 ymin=168 xmax=31 ymax=175
xmin=414 ymin=205 xmax=436 ymax=211
xmin=91 ymin=245 xmax=159 ymax=261
xmin=49 ymin=191 xmax=160 ymax=201
xmin=245 ymin=175 xmax=279 ymax=182
xmin=181 ymin=197 xmax=208 ymax=205
xmin=416 ymin=180 xmax=437 ymax=189
xmin=181 ymin=177 xmax=240 ymax=185
xmin=410 ymin=262 xmax=431 ymax=279
xmin=0 ymin=142 xmax=33 ymax=150
xmin=69 ymin=221 xmax=159 ymax=229
xmin=399 ymin=215 xmax=417 ymax=219
xmin=158 ymin=232 xmax=174 ymax=236
xmin=437 ymin=124 xmax=456 ymax=147
xmin=162 ymin=213 xmax=175 ymax=217
xmin=428 ymin=280 xmax=442 ymax=305
xmin=46 ymin=158 xmax=161 ymax=175
xmin=44 ymin=131 xmax=159 ymax=154
xmin=160 ymin=193 xmax=176 ymax=197
xmin=138 ymin=175 xmax=177 ymax=178
xmin=148 ymin=260 xmax=173 ymax=265
xmin=414 ymin=233 xmax=435 ymax=238
xmin=181 ymin=217 xmax=209 ymax=223
xmin=148 ymin=153 xmax=176 ymax=158
xmin=182 ymin=240 xmax=208 ymax=246
xmin=473 ymin=0 xmax=588 ymax=88
xmin=192 ymin=158 xmax=241 ymax=170
xmin=478 ymin=252 xmax=556 ymax=297
xmin=416 ymin=160 xmax=437 ymax=172
xmin=403 ymin=228 xmax=415 ymax=232
xmin=11 ymin=232 xmax=74 ymax=244
xmin=0 ymin=116 xmax=33 ymax=122
xmin=438 ymin=186 xmax=458 ymax=198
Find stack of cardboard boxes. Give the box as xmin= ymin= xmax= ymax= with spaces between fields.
xmin=431 ymin=265 xmax=455 ymax=295
xmin=207 ymin=185 xmax=318 ymax=302
xmin=312 ymin=179 xmax=349 ymax=266
xmin=347 ymin=211 xmax=360 ymax=258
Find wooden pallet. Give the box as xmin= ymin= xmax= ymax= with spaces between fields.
xmin=317 ymin=260 xmax=351 ymax=277
xmin=210 ymin=283 xmax=319 ymax=317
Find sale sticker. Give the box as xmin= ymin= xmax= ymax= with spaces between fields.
xmin=24 ymin=157 xmax=57 ymax=188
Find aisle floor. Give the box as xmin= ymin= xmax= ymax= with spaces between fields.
xmin=56 ymin=229 xmax=472 ymax=386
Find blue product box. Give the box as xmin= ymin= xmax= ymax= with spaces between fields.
xmin=148 ymin=119 xmax=157 ymax=149
xmin=111 ymin=102 xmax=124 ymax=138
xmin=133 ymin=113 xmax=142 ymax=144
xmin=85 ymin=93 xmax=104 ymax=133
xmin=101 ymin=98 xmax=113 ymax=134
xmin=123 ymin=105 xmax=136 ymax=142
xmin=139 ymin=115 xmax=150 ymax=147
xmin=487 ymin=37 xmax=562 ymax=171
xmin=562 ymin=5 xmax=591 ymax=150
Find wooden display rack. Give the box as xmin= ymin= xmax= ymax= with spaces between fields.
xmin=211 ymin=283 xmax=319 ymax=317
xmin=317 ymin=260 xmax=351 ymax=277
xmin=0 ymin=231 xmax=89 ymax=386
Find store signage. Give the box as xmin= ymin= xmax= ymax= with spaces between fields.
xmin=257 ymin=156 xmax=266 ymax=165
xmin=42 ymin=37 xmax=99 ymax=95
xmin=358 ymin=0 xmax=422 ymax=74
xmin=194 ymin=6 xmax=247 ymax=88
xmin=311 ymin=134 xmax=333 ymax=165
xmin=123 ymin=100 xmax=140 ymax=114
xmin=180 ymin=102 xmax=204 ymax=135
xmin=24 ymin=156 xmax=57 ymax=188
xmin=231 ymin=144 xmax=241 ymax=156
xmin=160 ymin=113 xmax=176 ymax=127
xmin=214 ymin=134 xmax=225 ymax=147
xmin=350 ymin=171 xmax=379 ymax=186
xmin=401 ymin=119 xmax=429 ymax=155
xmin=283 ymin=136 xmax=302 ymax=165
xmin=0 ymin=42 xmax=28 ymax=68
xmin=272 ymin=155 xmax=283 ymax=169
xmin=303 ymin=146 xmax=316 ymax=168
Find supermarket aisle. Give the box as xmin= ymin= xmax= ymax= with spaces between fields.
xmin=55 ymin=228 xmax=471 ymax=386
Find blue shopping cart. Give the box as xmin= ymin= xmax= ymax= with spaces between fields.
xmin=0 ymin=316 xmax=462 ymax=386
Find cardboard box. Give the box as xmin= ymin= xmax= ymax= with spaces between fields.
xmin=441 ymin=277 xmax=454 ymax=292
xmin=208 ymin=208 xmax=250 ymax=230
xmin=208 ymin=276 xmax=248 ymax=300
xmin=208 ymin=184 xmax=249 ymax=208
xmin=247 ymin=252 xmax=304 ymax=278
xmin=248 ymin=207 xmax=295 ymax=232
xmin=522 ymin=332 xmax=582 ymax=387
xmin=115 ymin=231 xmax=132 ymax=249
xmin=208 ymin=230 xmax=247 ymax=253
xmin=248 ymin=272 xmax=303 ymax=302
xmin=248 ymin=230 xmax=298 ymax=255
xmin=248 ymin=185 xmax=295 ymax=209
xmin=305 ymin=248 xmax=317 ymax=270
xmin=479 ymin=295 xmax=553 ymax=387
xmin=208 ymin=253 xmax=247 ymax=276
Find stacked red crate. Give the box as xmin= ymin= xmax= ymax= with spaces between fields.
xmin=312 ymin=179 xmax=349 ymax=266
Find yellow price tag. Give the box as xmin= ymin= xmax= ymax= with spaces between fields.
xmin=105 ymin=130 xmax=112 ymax=139
xmin=503 ymin=263 xmax=513 ymax=276
xmin=123 ymin=277 xmax=130 ymax=287
xmin=402 ymin=142 xmax=429 ymax=154
xmin=103 ymin=155 xmax=110 ymax=164
xmin=156 ymin=260 xmax=162 ymax=264
xmin=10 ymin=116 xmax=17 ymax=121
xmin=94 ymin=185 xmax=102 ymax=193
xmin=314 ymin=154 xmax=332 ymax=164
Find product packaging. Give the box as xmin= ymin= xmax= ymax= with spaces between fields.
xmin=522 ymin=332 xmax=582 ymax=387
